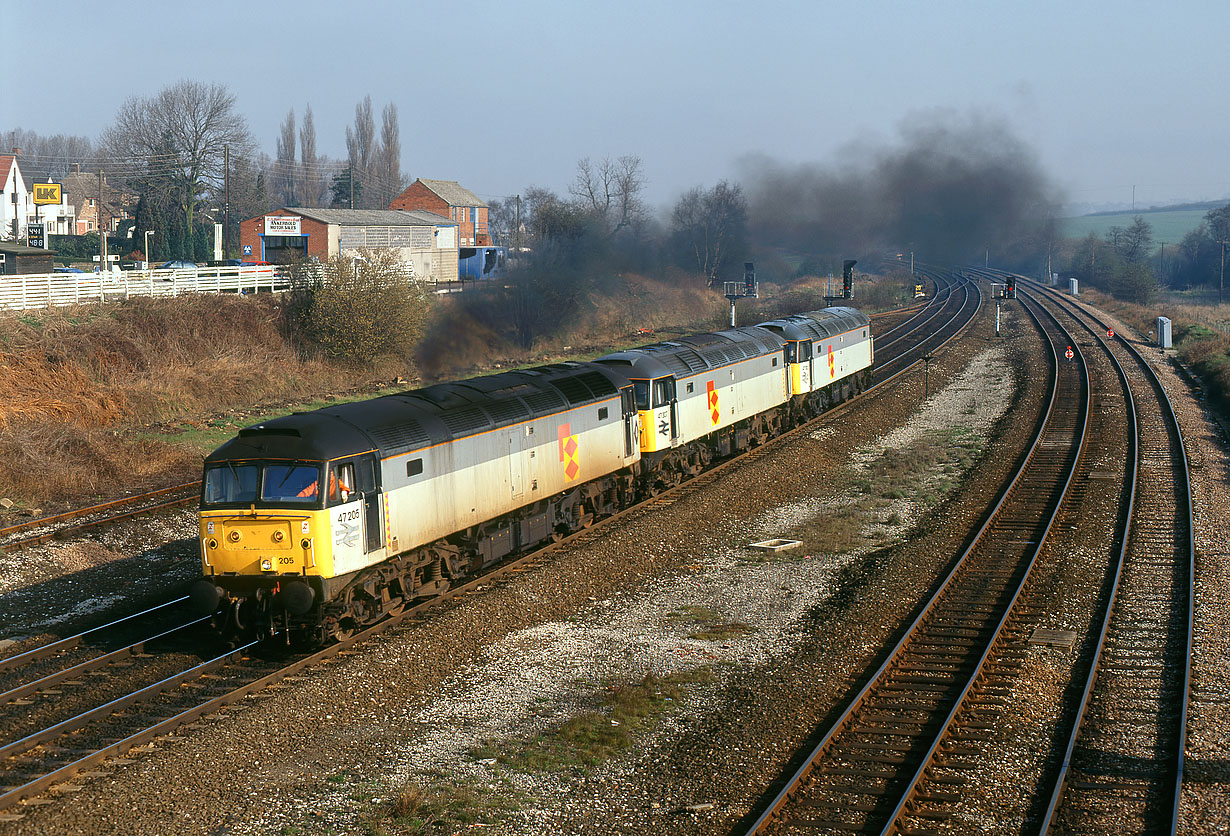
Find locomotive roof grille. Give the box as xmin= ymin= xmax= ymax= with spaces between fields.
xmin=550 ymin=370 xmax=619 ymax=405
xmin=522 ymin=388 xmax=566 ymax=413
xmin=486 ymin=397 xmax=531 ymax=424
xmin=441 ymin=406 xmax=492 ymax=436
xmin=368 ymin=420 xmax=431 ymax=453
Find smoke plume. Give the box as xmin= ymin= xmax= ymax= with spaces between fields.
xmin=739 ymin=110 xmax=1064 ymax=268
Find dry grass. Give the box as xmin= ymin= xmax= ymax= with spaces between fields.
xmin=1079 ymin=288 xmax=1230 ymax=414
xmin=0 ymin=272 xmax=912 ymax=509
xmin=0 ymin=295 xmax=362 ymax=507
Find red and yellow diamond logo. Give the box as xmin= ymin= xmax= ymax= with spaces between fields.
xmin=828 ymin=344 xmax=836 ymax=380
xmin=558 ymin=422 xmax=580 ymax=481
xmin=707 ymin=380 xmax=720 ymax=425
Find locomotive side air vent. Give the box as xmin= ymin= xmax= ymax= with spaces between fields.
xmin=522 ymin=388 xmax=567 ymax=415
xmin=551 ymin=375 xmax=596 ymax=405
xmin=441 ymin=406 xmax=492 ymax=437
xmin=576 ymin=371 xmax=618 ymax=397
xmin=658 ymin=354 xmax=693 ymax=376
xmin=674 ymin=348 xmax=708 ymax=372
xmin=369 ymin=421 xmax=431 ymax=454
xmin=486 ymin=398 xmax=531 ymax=426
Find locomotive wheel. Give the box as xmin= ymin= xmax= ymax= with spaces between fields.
xmin=332 ymin=618 xmax=356 ymax=642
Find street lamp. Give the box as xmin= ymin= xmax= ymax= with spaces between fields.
xmin=144 ymin=230 xmax=154 ymax=269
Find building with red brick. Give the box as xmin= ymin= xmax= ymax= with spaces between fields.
xmin=239 ymin=207 xmax=459 ymax=284
xmin=390 ymin=179 xmax=490 ymax=246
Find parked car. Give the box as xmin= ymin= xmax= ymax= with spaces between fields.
xmin=209 ymin=259 xmax=244 ymax=267
xmin=53 ymin=267 xmax=85 ymax=273
xmin=158 ymin=260 xmax=199 ymax=269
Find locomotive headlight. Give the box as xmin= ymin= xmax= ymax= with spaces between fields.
xmin=260 ymin=558 xmax=273 ymax=571
xmin=228 ymin=529 xmax=242 ymax=543
xmin=207 ymin=538 xmax=218 ymax=551
xmin=272 ymin=530 xmax=285 ymax=543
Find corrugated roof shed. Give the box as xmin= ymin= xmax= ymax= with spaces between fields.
xmin=416 ymin=179 xmax=487 ymax=208
xmin=284 ymin=207 xmax=455 ymax=227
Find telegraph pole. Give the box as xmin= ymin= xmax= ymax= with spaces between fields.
xmin=98 ymin=169 xmax=106 ymax=269
xmin=223 ymin=144 xmax=230 ymax=259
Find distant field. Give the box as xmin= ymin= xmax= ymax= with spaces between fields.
xmin=1061 ymin=209 xmax=1209 ymax=245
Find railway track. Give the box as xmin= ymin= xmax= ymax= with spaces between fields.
xmin=1027 ymin=280 xmax=1193 ymax=835
xmin=0 ymin=482 xmax=201 ymax=551
xmin=743 ymin=279 xmax=1088 ymax=835
xmin=0 ymin=270 xmax=978 ymax=816
xmin=743 ymin=271 xmax=1194 ymax=835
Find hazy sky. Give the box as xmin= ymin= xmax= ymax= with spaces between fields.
xmin=4 ymin=0 xmax=1227 ymax=214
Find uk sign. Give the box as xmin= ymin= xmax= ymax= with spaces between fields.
xmin=32 ymin=183 xmax=62 ymax=205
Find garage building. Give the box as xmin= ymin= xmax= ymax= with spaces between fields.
xmin=240 ymin=208 xmax=459 ymax=285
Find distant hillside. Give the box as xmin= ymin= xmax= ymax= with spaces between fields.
xmin=1060 ymin=205 xmax=1222 ymax=245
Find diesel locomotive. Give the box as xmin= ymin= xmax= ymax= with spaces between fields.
xmin=190 ymin=306 xmax=873 ymax=643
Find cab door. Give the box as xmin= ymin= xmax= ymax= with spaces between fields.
xmin=620 ymin=386 xmax=638 ymax=459
xmin=654 ymin=377 xmax=680 ymax=447
xmin=331 ymin=455 xmax=383 ymax=557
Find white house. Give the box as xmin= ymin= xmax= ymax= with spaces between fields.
xmin=1 ymin=153 xmax=29 ymax=242
xmin=0 ymin=152 xmax=75 ymax=244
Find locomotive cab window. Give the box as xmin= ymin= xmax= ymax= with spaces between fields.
xmin=262 ymin=463 xmax=324 ymax=503
xmin=620 ymin=387 xmax=636 ymax=415
xmin=632 ymin=380 xmax=650 ymax=410
xmin=800 ymin=341 xmax=813 ymax=361
xmin=328 ymin=462 xmax=356 ymax=505
xmin=652 ymin=377 xmax=675 ymax=407
xmin=204 ymin=463 xmax=258 ymax=504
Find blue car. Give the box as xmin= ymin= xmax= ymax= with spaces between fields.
xmin=158 ymin=260 xmax=199 ymax=269
xmin=53 ymin=267 xmax=86 ymax=273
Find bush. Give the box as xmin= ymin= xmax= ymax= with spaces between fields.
xmin=288 ymin=251 xmax=431 ymax=367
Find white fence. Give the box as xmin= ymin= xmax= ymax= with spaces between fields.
xmin=0 ymin=266 xmax=290 ymax=311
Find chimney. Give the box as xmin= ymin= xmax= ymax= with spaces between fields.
xmin=71 ymin=162 xmax=80 ymax=174
xmin=11 ymin=147 xmax=21 ymax=156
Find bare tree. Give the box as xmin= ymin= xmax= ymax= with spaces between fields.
xmin=0 ymin=128 xmax=96 ymax=180
xmin=298 ymin=105 xmax=321 ymax=208
xmin=101 ymin=80 xmax=255 ymax=259
xmin=569 ymin=155 xmax=646 ymax=236
xmin=345 ymin=96 xmax=377 ymax=208
xmin=275 ymin=109 xmax=296 ymax=206
xmin=374 ymin=103 xmax=402 ymax=209
xmin=670 ymin=180 xmax=748 ymax=282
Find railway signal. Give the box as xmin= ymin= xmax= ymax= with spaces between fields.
xmin=1065 ymin=346 xmax=1074 ymax=361
xmin=1107 ymin=328 xmax=1115 ymax=338
xmin=842 ymin=260 xmax=856 ymax=299
xmin=1006 ymin=275 xmax=1016 ymax=298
